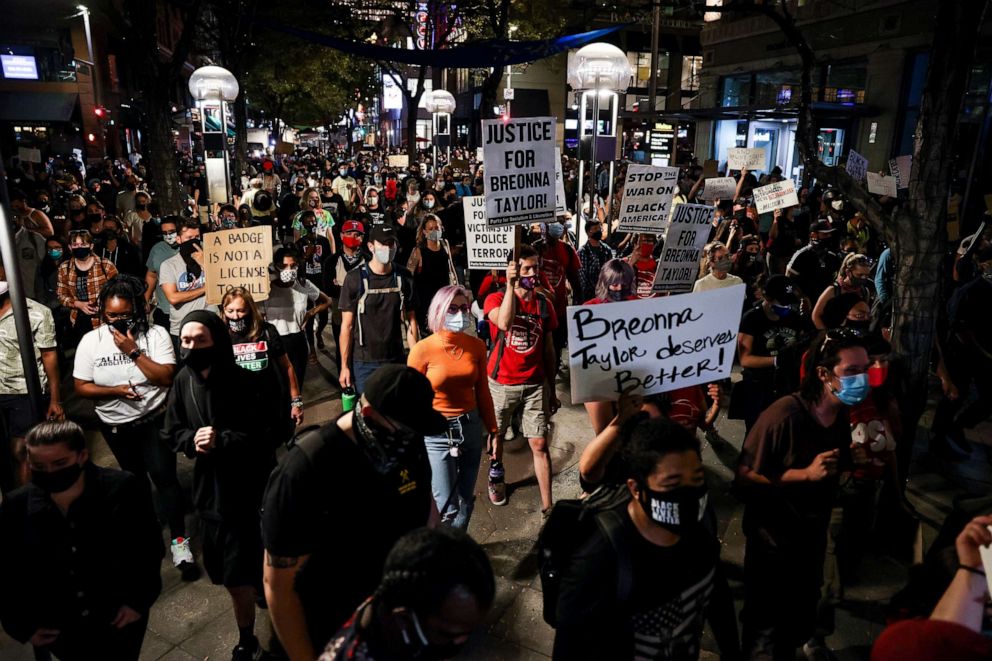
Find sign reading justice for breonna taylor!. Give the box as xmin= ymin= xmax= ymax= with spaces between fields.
xmin=567 ymin=285 xmax=745 ymax=403
xmin=463 ymin=196 xmax=514 ymax=269
xmin=205 ymin=225 xmax=274 ymax=305
xmin=482 ymin=117 xmax=556 ymax=227
xmin=652 ymin=204 xmax=716 ymax=294
xmin=616 ymin=164 xmax=679 ymax=233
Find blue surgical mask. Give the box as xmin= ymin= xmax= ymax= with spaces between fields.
xmin=546 ymin=223 xmax=565 ymax=239
xmin=832 ymin=373 xmax=870 ymax=406
xmin=443 ymin=311 xmax=470 ymax=333
xmin=771 ymin=303 xmax=793 ymax=317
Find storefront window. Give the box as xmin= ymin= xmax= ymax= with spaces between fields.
xmin=720 ymin=74 xmax=751 ymax=107
xmin=824 ymin=61 xmax=867 ymax=105
xmin=897 ymin=52 xmax=928 ymax=156
xmin=755 ymin=70 xmax=802 ymax=107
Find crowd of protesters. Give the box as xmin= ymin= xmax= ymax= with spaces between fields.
xmin=0 ymin=143 xmax=989 ymax=661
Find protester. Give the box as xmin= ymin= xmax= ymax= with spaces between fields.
xmin=812 ymin=252 xmax=875 ymax=329
xmin=294 ymin=210 xmax=333 ymax=359
xmin=325 ymin=219 xmax=367 ymax=371
xmin=407 ymin=214 xmax=458 ymax=336
xmin=96 ymin=215 xmax=144 ymax=278
xmin=0 ymin=420 xmax=163 ymax=660
xmin=293 ymin=187 xmax=337 ymax=253
xmin=144 ymin=215 xmax=181 ymax=330
xmin=694 ymin=241 xmax=744 ymax=293
xmin=12 ymin=208 xmax=46 ymax=301
xmin=408 ymin=286 xmax=497 ymax=529
xmin=787 ymin=220 xmax=842 ymax=302
xmin=10 ymin=188 xmax=54 ymax=238
xmin=159 ymin=219 xmax=208 ymax=345
xmin=319 ymin=527 xmax=496 ymax=661
xmin=577 ymin=219 xmax=615 ymax=303
xmin=57 ymin=229 xmax=119 ymax=344
xmin=261 ymin=365 xmax=447 ymax=659
xmin=626 ymin=233 xmax=660 ymax=298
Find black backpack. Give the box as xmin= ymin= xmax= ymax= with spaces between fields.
xmin=537 ymin=484 xmax=633 ymax=627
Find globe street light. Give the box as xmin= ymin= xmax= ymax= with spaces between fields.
xmin=567 ymin=42 xmax=632 ymax=245
xmin=188 ymin=66 xmax=239 ymax=206
xmin=425 ymin=89 xmax=456 ymax=173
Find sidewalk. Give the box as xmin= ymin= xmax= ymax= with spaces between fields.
xmin=1 ymin=346 xmax=990 ymax=660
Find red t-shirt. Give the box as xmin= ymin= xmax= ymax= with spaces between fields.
xmin=632 ymin=258 xmax=659 ymax=299
xmin=484 ymin=290 xmax=558 ymax=385
xmin=538 ymin=240 xmax=580 ymax=314
xmin=849 ymin=396 xmax=895 ymax=480
xmin=667 ymin=386 xmax=710 ymax=433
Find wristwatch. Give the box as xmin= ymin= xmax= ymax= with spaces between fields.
xmin=128 ymin=348 xmax=142 ymax=361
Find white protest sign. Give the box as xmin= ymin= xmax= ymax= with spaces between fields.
xmin=482 ymin=117 xmax=556 ymax=226
xmin=846 ymin=150 xmax=868 ymax=181
xmin=17 ymin=147 xmax=41 ymax=164
xmin=616 ymin=164 xmax=679 ymax=233
xmin=388 ymin=154 xmax=409 ymax=168
xmin=554 ymin=148 xmax=567 ymax=216
xmin=463 ymin=196 xmax=514 ymax=269
xmin=567 ymin=285 xmax=745 ymax=403
xmin=652 ymin=204 xmax=716 ymax=294
xmin=727 ymin=148 xmax=766 ymax=171
xmin=866 ymin=172 xmax=897 ymax=197
xmin=752 ymin=179 xmax=799 ymax=214
xmin=701 ymin=176 xmax=736 ymax=201
xmin=888 ymin=155 xmax=912 ymax=189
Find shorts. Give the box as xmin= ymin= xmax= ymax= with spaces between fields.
xmin=202 ymin=519 xmax=264 ymax=589
xmin=0 ymin=393 xmax=46 ymax=438
xmin=488 ymin=379 xmax=547 ymax=439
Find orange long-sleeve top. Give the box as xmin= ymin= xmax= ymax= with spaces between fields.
xmin=407 ymin=329 xmax=498 ymax=433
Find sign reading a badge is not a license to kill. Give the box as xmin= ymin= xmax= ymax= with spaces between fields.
xmin=463 ymin=196 xmax=513 ymax=269
xmin=482 ymin=117 xmax=556 ymax=227
xmin=205 ymin=226 xmax=273 ymax=305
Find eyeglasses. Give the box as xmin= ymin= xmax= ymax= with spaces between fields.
xmin=447 ymin=304 xmax=470 ymax=315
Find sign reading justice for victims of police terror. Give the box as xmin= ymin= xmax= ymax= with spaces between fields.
xmin=482 ymin=117 xmax=556 ymax=227
xmin=567 ymin=285 xmax=745 ymax=403
xmin=617 ymin=164 xmax=679 ymax=233
xmin=463 ymin=196 xmax=514 ymax=269
xmin=205 ymin=225 xmax=274 ymax=305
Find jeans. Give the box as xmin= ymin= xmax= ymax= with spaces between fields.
xmin=424 ymin=410 xmax=484 ymax=530
xmin=100 ymin=411 xmax=186 ymax=538
xmin=353 ymin=358 xmax=402 ymax=396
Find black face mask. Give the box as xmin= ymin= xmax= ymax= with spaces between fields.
xmin=72 ymin=246 xmax=92 ymax=260
xmin=32 ymin=461 xmax=84 ymax=494
xmin=109 ymin=318 xmax=134 ymax=335
xmin=135 ymin=203 xmax=147 ymax=211
xmin=637 ymin=483 xmax=707 ymax=535
xmin=102 ymin=229 xmax=118 ymax=241
xmin=180 ymin=345 xmax=216 ymax=371
xmin=846 ymin=319 xmax=870 ymax=332
xmin=589 ymin=230 xmax=603 ymax=241
xmin=353 ymin=406 xmax=420 ymax=475
xmin=227 ymin=318 xmax=246 ymax=334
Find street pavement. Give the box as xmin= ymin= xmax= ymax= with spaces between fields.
xmin=1 ymin=335 xmax=991 ymax=661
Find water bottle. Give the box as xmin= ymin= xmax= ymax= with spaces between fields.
xmin=341 ymin=386 xmax=357 ymax=412
xmin=489 ymin=459 xmax=505 ymax=484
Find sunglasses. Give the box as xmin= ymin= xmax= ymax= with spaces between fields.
xmin=447 ymin=304 xmax=470 ymax=315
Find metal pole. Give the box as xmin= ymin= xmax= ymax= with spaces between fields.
xmin=432 ymin=112 xmax=438 ymax=177
xmin=0 ymin=200 xmax=43 ymax=421
xmin=80 ymin=6 xmax=100 ymax=109
xmin=591 ymin=74 xmax=600 ymax=214
xmin=222 ymin=100 xmax=231 ymax=204
xmin=648 ymin=0 xmax=660 ymax=116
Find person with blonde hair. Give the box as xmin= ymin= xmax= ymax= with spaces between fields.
xmin=292 ymin=187 xmax=336 ymax=252
xmin=407 ymin=214 xmax=458 ymax=336
xmin=811 ymin=252 xmax=875 ymax=329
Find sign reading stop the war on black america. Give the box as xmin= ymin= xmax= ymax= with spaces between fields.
xmin=617 ymin=164 xmax=679 ymax=233
xmin=482 ymin=117 xmax=556 ymax=227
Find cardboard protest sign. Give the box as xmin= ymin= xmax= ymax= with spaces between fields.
xmin=463 ymin=196 xmax=514 ymax=269
xmin=17 ymin=147 xmax=41 ymax=164
xmin=388 ymin=154 xmax=409 ymax=168
xmin=554 ymin=148 xmax=567 ymax=216
xmin=652 ymin=204 xmax=716 ymax=294
xmin=701 ymin=176 xmax=736 ymax=201
xmin=888 ymin=155 xmax=912 ymax=189
xmin=616 ymin=164 xmax=679 ymax=233
xmin=701 ymin=159 xmax=720 ymax=178
xmin=727 ymin=148 xmax=766 ymax=171
xmin=866 ymin=172 xmax=897 ymax=197
xmin=482 ymin=117 xmax=556 ymax=226
xmin=567 ymin=285 xmax=745 ymax=403
xmin=204 ymin=226 xmax=273 ymax=305
xmin=846 ymin=150 xmax=868 ymax=181
xmin=752 ymin=179 xmax=799 ymax=214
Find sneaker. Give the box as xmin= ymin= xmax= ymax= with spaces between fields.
xmin=232 ymin=638 xmax=264 ymax=661
xmin=802 ymin=638 xmax=838 ymax=661
xmin=170 ymin=537 xmax=201 ymax=582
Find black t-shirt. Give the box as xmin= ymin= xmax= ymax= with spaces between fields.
xmin=338 ymin=266 xmax=415 ymax=362
xmin=738 ymin=304 xmax=814 ymax=386
xmin=260 ymin=421 xmax=432 ymax=650
xmin=788 ymin=245 xmax=840 ymax=301
xmin=295 ymin=235 xmax=333 ymax=290
xmin=554 ymin=509 xmax=719 ymax=660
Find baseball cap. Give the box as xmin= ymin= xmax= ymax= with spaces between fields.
xmin=370 ymin=224 xmax=397 ymax=244
xmin=764 ymin=275 xmax=799 ymax=305
xmin=811 ymin=219 xmax=836 ymax=233
xmin=364 ymin=365 xmax=448 ymax=435
xmin=342 ymin=220 xmax=365 ymax=234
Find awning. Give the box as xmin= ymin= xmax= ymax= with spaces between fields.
xmin=0 ymin=91 xmax=77 ymax=122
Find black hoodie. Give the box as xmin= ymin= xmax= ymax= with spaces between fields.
xmin=162 ymin=310 xmax=279 ymax=523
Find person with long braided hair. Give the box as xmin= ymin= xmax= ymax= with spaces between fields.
xmin=73 ymin=274 xmax=200 ymax=581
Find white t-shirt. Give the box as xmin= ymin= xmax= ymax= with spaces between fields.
xmin=692 ymin=272 xmax=744 ymax=293
xmin=73 ymin=324 xmax=176 ymax=424
xmin=261 ymin=280 xmax=320 ymax=335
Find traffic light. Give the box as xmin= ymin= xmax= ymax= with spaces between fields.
xmin=94 ymin=106 xmax=108 ymax=119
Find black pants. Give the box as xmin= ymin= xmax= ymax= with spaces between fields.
xmin=46 ymin=613 xmax=149 ymax=661
xmin=151 ymin=307 xmax=170 ymax=331
xmin=304 ymin=303 xmax=329 ymax=352
xmin=282 ymin=331 xmax=309 ymax=386
xmin=100 ymin=412 xmax=186 ymax=538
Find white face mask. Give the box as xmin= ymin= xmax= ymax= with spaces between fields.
xmin=427 ymin=229 xmax=442 ymax=242
xmin=163 ymin=232 xmax=178 ymax=246
xmin=279 ymin=268 xmax=298 ymax=283
xmin=339 ymin=169 xmax=348 ymax=176
xmin=423 ymin=200 xmax=435 ymax=209
xmin=443 ymin=311 xmax=471 ymax=333
xmin=373 ymin=245 xmax=396 ymax=264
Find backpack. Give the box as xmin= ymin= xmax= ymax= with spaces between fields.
xmin=355 ymin=265 xmax=407 ymax=347
xmin=537 ymin=484 xmax=633 ymax=627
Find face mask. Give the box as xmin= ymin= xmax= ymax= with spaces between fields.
xmin=32 ymin=461 xmax=84 ymax=494
xmin=221 ymin=216 xmax=237 ymax=229
xmin=518 ymin=275 xmax=537 ymax=290
xmin=227 ymin=317 xmax=247 ymax=334
xmin=373 ymin=245 xmax=396 ymax=264
xmin=71 ymin=246 xmax=92 ymax=260
xmin=48 ymin=249 xmax=63 ymax=260
xmin=770 ymin=303 xmax=794 ymax=317
xmin=368 ymin=196 xmax=378 ymax=206
xmin=295 ymin=183 xmax=306 ymax=192
xmin=408 ymin=193 xmax=420 ymax=204
xmin=109 ymin=318 xmax=134 ymax=335
xmin=179 ymin=240 xmax=201 ymax=261
xmin=374 ymin=175 xmax=382 ymax=185
xmin=547 ymin=223 xmax=565 ymax=239
xmin=427 ymin=229 xmax=442 ymax=242
xmin=831 ymin=372 xmax=871 ymax=406
xmin=846 ymin=319 xmax=869 ymax=332
xmin=353 ymin=405 xmax=419 ymax=475
xmin=163 ymin=232 xmax=178 ymax=246
xmin=180 ymin=345 xmax=216 ymax=371
xmin=444 ymin=311 xmax=471 ymax=333
xmin=868 ymin=364 xmax=888 ymax=388
xmin=135 ymin=203 xmax=147 ymax=211
xmin=339 ymin=169 xmax=348 ymax=176
xmin=423 ymin=199 xmax=435 ymax=209
xmin=279 ymin=268 xmax=298 ymax=283
xmin=713 ymin=257 xmax=733 ymax=272
xmin=747 ymin=253 xmax=760 ymax=263
xmin=639 ymin=243 xmax=654 ymax=258
xmin=342 ymin=235 xmax=363 ymax=249
xmin=589 ymin=230 xmax=603 ymax=241
xmin=606 ymin=289 xmax=623 ymax=302
xmin=637 ymin=483 xmax=707 ymax=535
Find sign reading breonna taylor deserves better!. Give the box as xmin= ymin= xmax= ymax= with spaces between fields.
xmin=616 ymin=164 xmax=679 ymax=233
xmin=566 ymin=285 xmax=745 ymax=403
xmin=463 ymin=195 xmax=514 ymax=269
xmin=482 ymin=117 xmax=556 ymax=227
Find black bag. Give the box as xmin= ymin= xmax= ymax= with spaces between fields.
xmin=537 ymin=485 xmax=633 ymax=627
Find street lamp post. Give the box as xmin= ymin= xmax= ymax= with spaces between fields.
xmin=188 ymin=66 xmax=239 ymax=206
xmin=425 ymin=89 xmax=456 ymax=176
xmin=567 ymin=43 xmax=633 ymax=246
